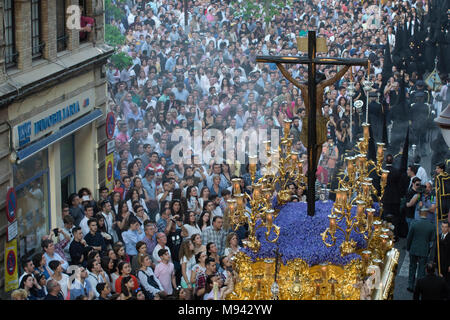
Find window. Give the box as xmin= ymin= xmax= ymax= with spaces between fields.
xmin=31 ymin=0 xmax=43 ymax=58
xmin=56 ymin=0 xmax=67 ymax=52
xmin=13 ymin=150 xmax=50 ymax=259
xmin=4 ymin=0 xmax=17 ymax=67
xmin=60 ymin=135 xmax=76 ymax=204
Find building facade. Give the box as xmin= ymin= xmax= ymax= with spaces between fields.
xmin=0 ymin=0 xmax=113 ymax=293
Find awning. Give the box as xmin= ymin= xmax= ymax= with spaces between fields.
xmin=16 ymin=109 xmax=103 ymax=163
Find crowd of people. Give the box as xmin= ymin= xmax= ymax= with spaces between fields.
xmin=10 ymin=0 xmax=450 ymax=300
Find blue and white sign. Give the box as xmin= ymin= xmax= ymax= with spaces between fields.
xmin=13 ymin=89 xmax=95 ymax=149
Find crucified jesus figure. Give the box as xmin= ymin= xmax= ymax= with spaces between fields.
xmin=276 ymin=64 xmax=351 ymax=167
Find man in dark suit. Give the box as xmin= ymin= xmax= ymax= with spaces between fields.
xmin=437 ymin=221 xmax=450 ymax=282
xmin=406 ymin=208 xmax=435 ymax=292
xmin=413 ymin=262 xmax=448 ymax=300
xmin=382 ymin=154 xmax=402 ymax=241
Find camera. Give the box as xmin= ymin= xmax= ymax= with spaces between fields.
xmin=416 ymin=185 xmax=426 ymax=195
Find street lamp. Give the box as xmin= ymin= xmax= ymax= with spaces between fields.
xmin=434 ymin=104 xmax=450 ymax=148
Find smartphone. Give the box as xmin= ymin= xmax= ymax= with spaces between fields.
xmin=53 ymin=228 xmax=59 ymax=237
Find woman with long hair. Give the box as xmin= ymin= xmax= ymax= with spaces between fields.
xmin=137 ymin=254 xmax=165 ymax=300
xmin=133 ymin=176 xmax=150 ymax=204
xmin=115 ymin=261 xmax=139 ymax=294
xmin=113 ymin=242 xmax=130 ymax=264
xmin=114 ymin=200 xmax=131 ymax=242
xmin=202 ymin=107 xmax=215 ymax=129
xmin=224 ymin=232 xmax=241 ymax=257
xmin=32 ymin=252 xmax=51 ymax=280
xmin=170 ymin=199 xmax=184 ymax=220
xmin=127 ymin=161 xmax=141 ymax=180
xmin=191 ymin=233 xmax=206 ymax=255
xmin=110 ymin=191 xmax=122 ymax=216
xmin=19 ymin=274 xmax=45 ymax=300
xmin=125 ymin=188 xmax=149 ymax=214
xmin=198 ymin=186 xmax=210 ymax=211
xmin=190 ymin=251 xmax=207 ymax=288
xmin=119 ymin=276 xmax=136 ymax=300
xmin=186 ymin=186 xmax=201 ymax=216
xmin=198 ymin=211 xmax=211 ymax=232
xmin=221 ymin=163 xmax=232 ymax=188
xmin=101 ymin=256 xmax=118 ymax=289
xmin=183 ymin=211 xmax=201 ymax=239
xmin=209 ymin=174 xmax=223 ymax=197
xmin=179 ymin=240 xmax=196 ymax=291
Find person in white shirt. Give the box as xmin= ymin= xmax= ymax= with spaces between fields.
xmin=86 ymin=259 xmax=109 ymax=298
xmin=80 ymin=203 xmax=95 ymax=239
xmin=152 ymin=232 xmax=172 ymax=265
xmin=414 ymin=156 xmax=428 ymax=186
xmin=42 ymin=239 xmax=69 ymax=273
xmin=48 ymin=260 xmax=70 ymax=299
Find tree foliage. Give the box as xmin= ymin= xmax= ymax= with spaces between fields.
xmin=231 ymin=0 xmax=292 ymax=23
xmin=105 ymin=24 xmax=125 ymax=47
xmin=105 ymin=0 xmax=125 ymax=22
xmin=111 ymin=52 xmax=132 ymax=70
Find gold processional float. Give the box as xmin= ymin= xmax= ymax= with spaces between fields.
xmin=224 ymin=120 xmax=399 ymax=300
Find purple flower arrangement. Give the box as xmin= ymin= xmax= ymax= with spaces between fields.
xmin=241 ymin=201 xmax=381 ymax=266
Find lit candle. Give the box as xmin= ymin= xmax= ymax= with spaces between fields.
xmin=232 ymin=178 xmax=241 ymax=195
xmin=362 ymin=123 xmax=370 ymax=140
xmin=249 ymin=155 xmax=257 ymax=174
xmin=328 ymin=214 xmax=337 ymax=233
xmin=266 ymin=209 xmax=274 ymax=225
xmin=263 ymin=188 xmax=272 ymax=201
xmin=356 ymin=200 xmax=366 ymax=220
xmin=320 ymin=263 xmax=328 ymax=279
xmin=235 ymin=194 xmax=244 ymax=209
xmin=297 ymin=159 xmax=304 ymax=172
xmin=381 ymin=169 xmax=389 ymax=185
xmin=291 ymin=151 xmax=298 ymax=163
xmin=377 ymin=143 xmax=385 ymax=159
xmin=362 ymin=183 xmax=370 ymax=197
xmin=264 ymin=140 xmax=271 ymax=153
xmin=253 ymin=183 xmax=262 ymax=200
xmin=340 ymin=188 xmax=348 ymax=204
xmin=366 ymin=208 xmax=375 ymax=226
xmin=227 ymin=199 xmax=237 ymax=214
xmin=283 ymin=119 xmax=292 ymax=136
xmin=346 ymin=157 xmax=355 ymax=173
xmin=362 ymin=250 xmax=371 ymax=262
xmin=335 ymin=190 xmax=342 ymax=205
xmin=373 ymin=220 xmax=382 ymax=232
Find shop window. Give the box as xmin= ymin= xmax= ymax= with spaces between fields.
xmin=60 ymin=135 xmax=76 ymax=205
xmin=13 ymin=150 xmax=49 ymax=259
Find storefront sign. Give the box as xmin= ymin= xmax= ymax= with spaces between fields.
xmin=6 ymin=187 xmax=17 ymax=223
xmin=106 ymin=112 xmax=116 ymax=140
xmin=13 ymin=89 xmax=95 ymax=149
xmin=105 ymin=152 xmax=114 ymax=192
xmin=4 ymin=239 xmax=19 ymax=292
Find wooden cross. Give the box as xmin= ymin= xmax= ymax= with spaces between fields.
xmin=257 ymin=31 xmax=369 ymax=216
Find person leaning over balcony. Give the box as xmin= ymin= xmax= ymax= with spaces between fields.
xmin=79 ymin=5 xmax=94 ymax=42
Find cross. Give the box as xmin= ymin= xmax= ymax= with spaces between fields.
xmin=257 ymin=31 xmax=369 ymax=217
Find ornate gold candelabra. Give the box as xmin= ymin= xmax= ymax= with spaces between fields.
xmin=226 ymin=121 xmax=399 ymax=300
xmin=227 ymin=119 xmax=307 ymax=252
xmin=321 ymin=122 xmax=394 ymax=275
